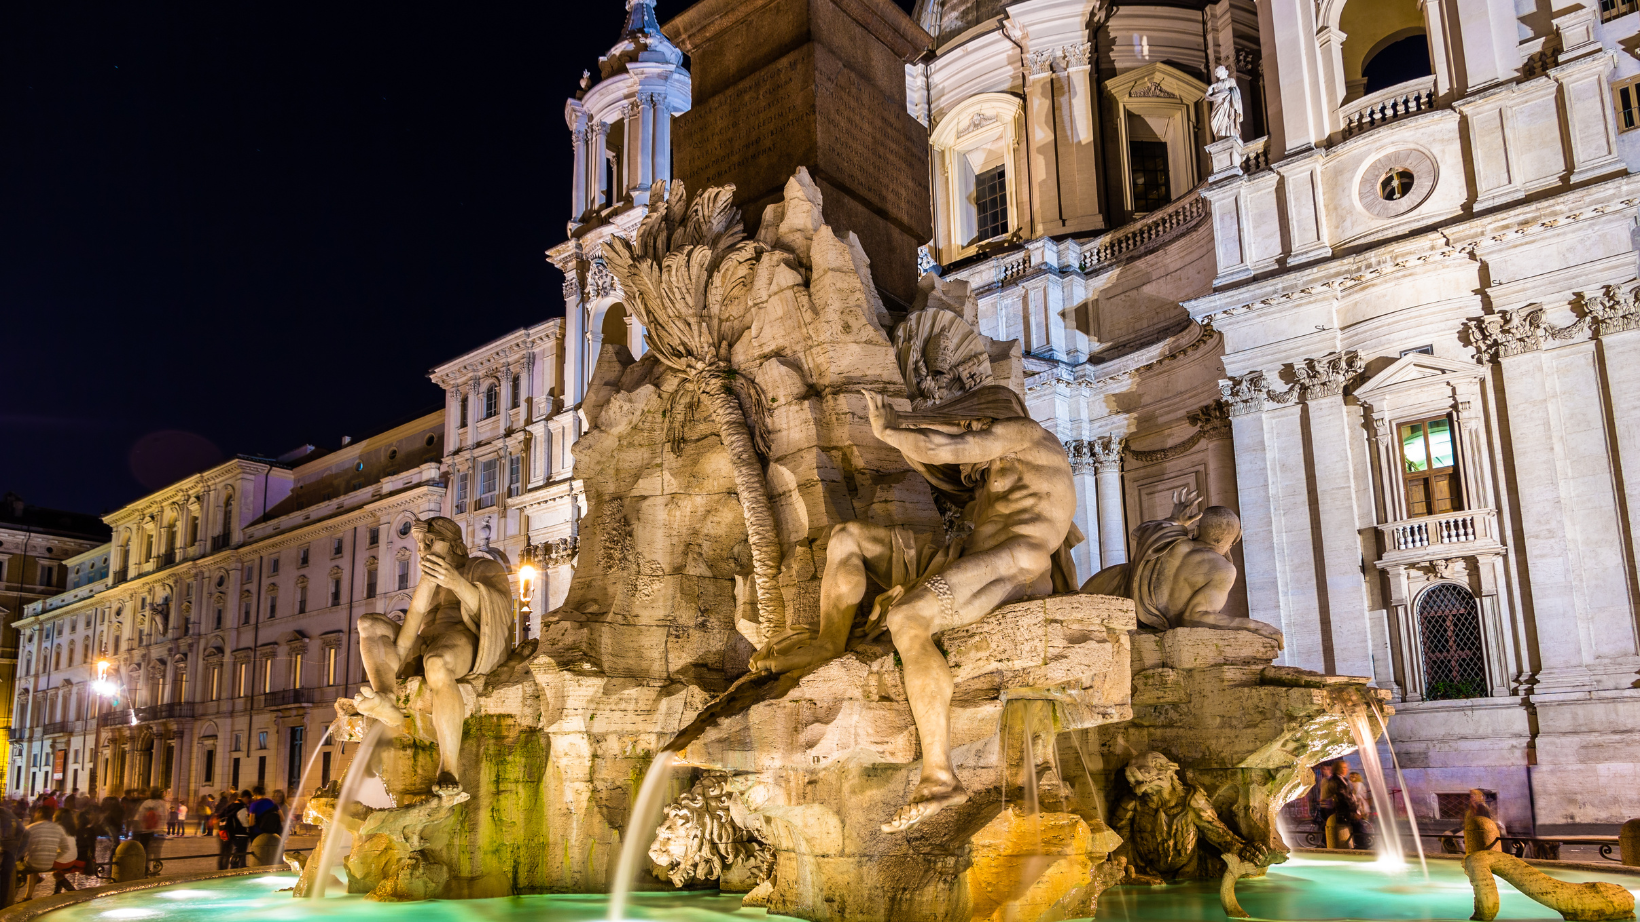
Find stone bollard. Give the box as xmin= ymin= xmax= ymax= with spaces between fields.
xmin=1325 ymin=814 xmax=1352 ymax=849
xmin=1621 ymin=819 xmax=1640 ymax=868
xmin=248 ymin=834 xmax=282 ymax=867
xmin=112 ymin=840 xmax=148 ymax=882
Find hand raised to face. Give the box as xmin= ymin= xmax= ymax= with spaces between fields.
xmin=420 ymin=552 xmax=467 ymax=591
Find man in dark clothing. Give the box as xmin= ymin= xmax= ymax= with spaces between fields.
xmin=214 ymin=792 xmax=252 ymax=870
xmin=0 ymin=802 xmax=26 ymax=907
xmin=247 ymin=786 xmax=281 ymax=839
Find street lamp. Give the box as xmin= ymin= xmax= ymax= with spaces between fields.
xmin=87 ymin=659 xmax=129 ymax=800
xmin=517 ymin=564 xmax=536 ymax=616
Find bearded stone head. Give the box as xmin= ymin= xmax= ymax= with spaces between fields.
xmin=1125 ymin=751 xmax=1182 ymax=798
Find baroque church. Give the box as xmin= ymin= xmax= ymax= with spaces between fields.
xmin=545 ymin=0 xmax=1640 ymax=835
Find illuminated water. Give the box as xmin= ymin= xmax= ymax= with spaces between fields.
xmin=36 ymin=853 xmax=1640 ymax=922
xmin=1096 ymin=853 xmax=1640 ymax=921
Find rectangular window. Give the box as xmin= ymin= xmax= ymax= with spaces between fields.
xmin=454 ymin=472 xmax=469 ymax=513
xmin=244 ymin=565 xmax=253 ymax=582
xmin=242 ymin=601 xmax=251 ymax=625
xmin=459 ymin=395 xmax=469 ymax=427
xmin=292 ymin=652 xmax=303 ymax=688
xmin=478 ymin=459 xmax=499 ymax=508
xmin=366 ymin=569 xmax=378 ymax=599
xmin=210 ymin=666 xmax=221 ymax=700
xmin=233 ymin=732 xmax=243 ymax=752
xmin=257 ymin=730 xmax=268 ymax=749
xmin=1400 ymin=415 xmax=1462 ymax=517
xmin=267 ymin=595 xmax=277 ymax=619
xmin=329 ymin=578 xmax=341 ymax=607
xmin=974 ymin=164 xmax=1008 ymax=242
xmin=270 ymin=558 xmax=279 ymax=575
xmin=299 ymin=548 xmax=309 ymax=567
xmin=261 ymin=657 xmax=273 ymax=693
xmin=297 ymin=585 xmax=307 ymax=614
xmin=236 ymin=662 xmax=248 ymax=697
xmin=214 ymin=604 xmax=223 ymax=630
xmin=325 ymin=646 xmax=338 ymax=686
xmin=320 ymin=750 xmax=331 ymax=787
xmin=1129 ymin=140 xmax=1171 ymax=212
xmin=203 ymin=749 xmax=215 ymax=784
xmin=288 ymin=727 xmax=304 ymax=789
xmin=511 ymin=374 xmax=522 ymax=409
xmin=231 ymin=757 xmax=240 ymax=789
xmin=39 ymin=564 xmax=56 ymax=587
xmin=397 ymin=560 xmax=410 ymax=591
xmin=508 ymin=456 xmax=523 ymax=497
xmin=368 ymin=526 xmax=379 ymax=547
xmin=257 ymin=755 xmax=266 ymax=786
xmin=1616 ymin=75 xmax=1640 ymax=130
xmin=332 ymin=537 xmax=344 ymax=557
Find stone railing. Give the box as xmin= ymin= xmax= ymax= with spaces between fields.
xmin=998 ymin=251 xmax=1031 ymax=284
xmin=42 ymin=720 xmax=78 ymax=737
xmin=1380 ymin=508 xmax=1498 ymax=553
xmin=261 ymin=688 xmax=318 ymax=708
xmin=1339 ymin=76 xmax=1437 ymax=139
xmin=1240 ymin=137 xmax=1270 ymax=174
xmin=1080 ymin=186 xmax=1209 ymax=273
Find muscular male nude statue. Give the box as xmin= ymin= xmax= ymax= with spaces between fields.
xmin=750 ymin=385 xmax=1078 ymax=833
xmin=354 ymin=516 xmax=512 ymax=794
xmin=1082 ymin=488 xmax=1282 ymax=644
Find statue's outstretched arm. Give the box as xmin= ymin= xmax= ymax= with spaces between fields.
xmin=1189 ymin=788 xmax=1263 ymax=862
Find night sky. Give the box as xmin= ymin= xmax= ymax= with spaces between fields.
xmin=3 ymin=0 xmax=905 ymax=518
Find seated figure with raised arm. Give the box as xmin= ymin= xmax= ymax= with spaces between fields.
xmin=1082 ymin=487 xmax=1282 ymax=645
xmin=352 ymin=516 xmax=513 ymax=796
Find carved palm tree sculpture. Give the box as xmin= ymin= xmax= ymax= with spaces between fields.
xmin=602 ymin=181 xmax=787 ymax=636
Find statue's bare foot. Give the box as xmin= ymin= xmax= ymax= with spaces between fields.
xmin=433 ymin=770 xmax=462 ymax=798
xmin=355 ymin=686 xmax=406 ymax=729
xmin=881 ymin=777 xmax=968 ymax=833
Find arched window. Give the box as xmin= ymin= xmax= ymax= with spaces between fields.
xmin=220 ymin=493 xmax=235 ymax=546
xmin=1336 ymin=0 xmax=1432 ymax=101
xmin=484 ymin=383 xmax=499 ymax=419
xmin=600 ymin=304 xmax=630 ymax=352
xmin=1418 ymin=583 xmax=1486 ymax=700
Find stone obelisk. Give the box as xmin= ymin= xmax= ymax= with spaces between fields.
xmin=664 ymin=0 xmax=932 ymax=307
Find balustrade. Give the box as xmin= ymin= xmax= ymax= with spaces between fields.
xmin=1339 ymin=76 xmax=1437 ymax=139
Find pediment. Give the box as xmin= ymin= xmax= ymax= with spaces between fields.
xmin=1104 ymin=62 xmax=1207 ymax=104
xmin=1354 ymin=353 xmax=1482 ymax=401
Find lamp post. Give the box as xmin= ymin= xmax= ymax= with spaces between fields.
xmin=87 ymin=659 xmax=127 ymax=800
xmin=517 ymin=563 xmax=536 ymax=642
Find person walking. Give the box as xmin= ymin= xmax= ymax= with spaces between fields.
xmin=0 ymin=797 xmax=27 ymax=908
xmin=134 ymin=788 xmax=166 ymax=855
xmin=71 ymin=803 xmax=98 ymax=884
xmin=196 ymin=793 xmax=216 ymax=835
xmin=20 ymin=806 xmax=74 ymax=902
xmin=50 ymin=809 xmax=85 ymax=894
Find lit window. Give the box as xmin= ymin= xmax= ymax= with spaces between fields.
xmin=1615 ymin=75 xmax=1640 ymax=131
xmin=261 ymin=659 xmax=273 ymax=694
xmin=1400 ymin=415 xmax=1461 ymax=517
xmin=478 ymin=459 xmax=499 ymax=508
xmin=325 ymin=646 xmax=338 ymax=686
xmin=975 ymin=165 xmax=1008 ymax=242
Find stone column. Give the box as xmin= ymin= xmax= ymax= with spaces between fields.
xmin=654 ymin=92 xmax=673 ymax=186
xmin=570 ymin=124 xmax=588 ymax=221
xmin=1090 ymin=436 xmax=1126 ymax=567
xmin=1597 ymin=323 xmax=1640 ymax=602
xmin=563 ymin=276 xmax=585 ymax=407
xmin=636 ymin=94 xmax=655 ymax=204
xmin=1067 ymin=442 xmax=1101 ymax=580
xmin=1023 ymin=49 xmax=1060 ymax=235
xmin=1451 ymin=0 xmax=1520 ymax=91
xmin=590 ymin=123 xmax=608 ymax=209
xmin=1258 ymin=0 xmax=1327 ymax=154
xmin=1297 ymin=351 xmax=1374 ymax=679
xmin=1224 ymin=372 xmax=1290 ymax=654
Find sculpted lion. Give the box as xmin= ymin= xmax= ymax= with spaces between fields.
xmin=648 ymin=772 xmax=773 ymax=888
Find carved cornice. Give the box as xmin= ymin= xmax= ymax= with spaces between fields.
xmin=1293 ymin=350 xmax=1364 ymax=399
xmin=1219 ymin=370 xmax=1298 ymax=416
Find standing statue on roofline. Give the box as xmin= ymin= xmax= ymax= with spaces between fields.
xmin=1206 ymin=64 xmax=1243 ymax=141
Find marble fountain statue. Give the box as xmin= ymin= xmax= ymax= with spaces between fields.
xmin=36 ymin=171 xmax=1634 ymax=922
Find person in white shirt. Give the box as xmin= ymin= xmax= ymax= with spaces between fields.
xmin=20 ymin=807 xmax=74 ymax=901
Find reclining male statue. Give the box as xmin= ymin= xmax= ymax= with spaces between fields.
xmin=1082 ymin=487 xmax=1283 ymax=645
xmin=352 ymin=516 xmax=513 ymax=795
xmin=750 ymin=385 xmax=1079 ymax=833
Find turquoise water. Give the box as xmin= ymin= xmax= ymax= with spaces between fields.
xmin=1097 ymin=853 xmax=1640 ymax=921
xmin=40 ymin=874 xmax=785 ymax=922
xmin=36 ymin=853 xmax=1640 ymax=922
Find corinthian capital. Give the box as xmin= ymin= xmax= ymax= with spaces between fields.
xmin=1294 ymin=350 xmax=1364 ymax=400
xmin=1062 ymin=42 xmax=1092 ymax=69
xmin=1582 ymin=283 xmax=1640 ymax=336
xmin=1464 ymin=306 xmax=1548 ymax=362
xmin=1025 ymin=49 xmax=1058 ymax=78
xmin=1089 ymin=434 xmax=1124 ymax=472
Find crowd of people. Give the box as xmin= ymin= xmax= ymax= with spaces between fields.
xmin=0 ymin=786 xmax=288 ymax=906
xmin=1307 ymin=759 xmax=1377 ymax=848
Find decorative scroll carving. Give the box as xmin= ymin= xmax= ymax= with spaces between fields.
xmin=1293 ymin=350 xmax=1364 ymax=399
xmin=1123 ymin=402 xmax=1233 ymax=465
xmin=586 ymin=259 xmax=622 ymax=301
xmin=1062 ymin=42 xmax=1092 ymax=69
xmin=1464 ymin=307 xmax=1551 ymax=361
xmin=1024 ymin=49 xmax=1058 ymax=78
xmin=537 ymin=536 xmax=580 ymax=567
xmin=1582 ymin=283 xmax=1640 ymax=335
xmin=1219 ymin=371 xmax=1297 ymax=416
xmin=1089 ymin=434 xmax=1124 ymax=472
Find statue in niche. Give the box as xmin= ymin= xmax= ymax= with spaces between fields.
xmin=1206 ymin=65 xmax=1243 ymax=141
xmin=751 ymin=305 xmax=1081 ymax=834
xmin=353 ymin=516 xmax=513 ymax=795
xmin=1083 ymin=487 xmax=1283 ymax=645
xmin=1113 ymin=752 xmax=1274 ymax=885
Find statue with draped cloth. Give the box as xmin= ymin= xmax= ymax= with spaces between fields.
xmin=353 ymin=515 xmax=514 ymax=795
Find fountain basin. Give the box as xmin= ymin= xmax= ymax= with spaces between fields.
xmin=16 ymin=853 xmax=1640 ymax=922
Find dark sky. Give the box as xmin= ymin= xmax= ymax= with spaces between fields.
xmin=0 ymin=0 xmax=765 ymax=517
